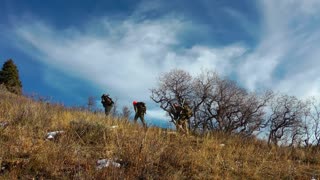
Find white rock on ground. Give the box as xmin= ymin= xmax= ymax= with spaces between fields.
xmin=96 ymin=159 xmax=121 ymax=170
xmin=46 ymin=131 xmax=65 ymax=140
xmin=0 ymin=121 xmax=9 ymax=128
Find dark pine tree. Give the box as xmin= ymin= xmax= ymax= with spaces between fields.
xmin=0 ymin=59 xmax=22 ymax=95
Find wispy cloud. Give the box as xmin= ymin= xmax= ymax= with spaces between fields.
xmin=223 ymin=7 xmax=260 ymax=40
xmin=236 ymin=0 xmax=320 ymax=98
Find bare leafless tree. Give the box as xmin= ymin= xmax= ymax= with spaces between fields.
xmin=266 ymin=95 xmax=309 ymax=146
xmin=308 ymin=98 xmax=320 ymax=146
xmin=200 ymin=78 xmax=272 ymax=136
xmin=111 ymin=98 xmax=118 ymax=116
xmin=191 ymin=70 xmax=219 ymax=132
xmin=150 ymin=69 xmax=193 ymax=128
xmin=87 ymin=96 xmax=96 ymax=111
xmin=151 ymin=69 xmax=271 ymax=136
xmin=296 ymin=100 xmax=313 ymax=147
xmin=121 ymin=106 xmax=131 ymax=119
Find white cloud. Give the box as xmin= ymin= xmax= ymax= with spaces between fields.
xmin=236 ymin=0 xmax=320 ymax=97
xmin=276 ymin=69 xmax=320 ymax=98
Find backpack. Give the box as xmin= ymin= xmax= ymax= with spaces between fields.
xmin=101 ymin=94 xmax=113 ymax=106
xmin=136 ymin=102 xmax=147 ymax=113
xmin=182 ymin=106 xmax=193 ymax=119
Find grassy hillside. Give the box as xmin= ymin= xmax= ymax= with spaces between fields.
xmin=0 ymin=89 xmax=320 ymax=179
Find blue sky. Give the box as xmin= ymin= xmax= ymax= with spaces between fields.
xmin=1 ymin=0 xmax=320 ymax=127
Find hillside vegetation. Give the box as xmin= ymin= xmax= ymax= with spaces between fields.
xmin=0 ymin=88 xmax=320 ymax=179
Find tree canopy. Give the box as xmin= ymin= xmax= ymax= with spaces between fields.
xmin=0 ymin=59 xmax=22 ymax=95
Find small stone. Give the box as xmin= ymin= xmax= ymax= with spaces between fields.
xmin=96 ymin=159 xmax=121 ymax=170
xmin=46 ymin=131 xmax=64 ymax=140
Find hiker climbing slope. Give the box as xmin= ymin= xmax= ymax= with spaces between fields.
xmin=133 ymin=101 xmax=147 ymax=127
xmin=176 ymin=102 xmax=193 ymax=135
xmin=101 ymin=94 xmax=114 ymax=116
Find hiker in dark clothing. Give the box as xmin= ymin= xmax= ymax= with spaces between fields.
xmin=171 ymin=102 xmax=192 ymax=135
xmin=133 ymin=101 xmax=147 ymax=127
xmin=101 ymin=94 xmax=114 ymax=116
xmin=179 ymin=102 xmax=193 ymax=135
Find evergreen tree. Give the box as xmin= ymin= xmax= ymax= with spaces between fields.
xmin=0 ymin=59 xmax=22 ymax=95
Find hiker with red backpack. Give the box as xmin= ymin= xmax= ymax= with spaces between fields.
xmin=133 ymin=101 xmax=147 ymax=128
xmin=101 ymin=94 xmax=114 ymax=116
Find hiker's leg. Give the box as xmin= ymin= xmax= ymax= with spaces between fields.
xmin=134 ymin=113 xmax=139 ymax=123
xmin=105 ymin=105 xmax=112 ymax=116
xmin=177 ymin=119 xmax=183 ymax=133
xmin=183 ymin=120 xmax=189 ymax=135
xmin=140 ymin=114 xmax=147 ymax=128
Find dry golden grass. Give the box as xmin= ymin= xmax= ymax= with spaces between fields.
xmin=0 ymin=89 xmax=320 ymax=179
